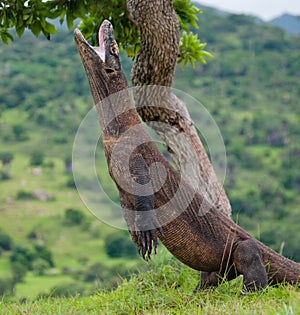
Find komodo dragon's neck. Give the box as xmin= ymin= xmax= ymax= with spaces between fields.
xmin=74 ymin=22 xmax=140 ymax=138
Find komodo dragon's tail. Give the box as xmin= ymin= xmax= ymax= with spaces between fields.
xmin=258 ymin=241 xmax=300 ymax=285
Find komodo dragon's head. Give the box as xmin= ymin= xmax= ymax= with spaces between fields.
xmin=74 ymin=20 xmax=125 ymax=103
xmin=96 ymin=20 xmax=121 ymax=71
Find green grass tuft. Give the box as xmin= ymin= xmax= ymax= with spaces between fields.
xmin=1 ymin=263 xmax=299 ymax=314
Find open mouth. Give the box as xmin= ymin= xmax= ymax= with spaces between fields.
xmin=74 ymin=20 xmax=113 ymax=63
xmin=98 ymin=21 xmax=106 ymax=62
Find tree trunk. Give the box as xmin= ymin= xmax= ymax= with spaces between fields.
xmin=126 ymin=0 xmax=231 ymax=217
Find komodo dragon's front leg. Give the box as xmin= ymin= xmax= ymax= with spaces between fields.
xmin=129 ymin=153 xmax=164 ymax=260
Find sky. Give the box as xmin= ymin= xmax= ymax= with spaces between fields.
xmin=195 ymin=0 xmax=300 ymax=20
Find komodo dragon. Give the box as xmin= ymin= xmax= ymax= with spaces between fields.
xmin=74 ymin=20 xmax=300 ymax=292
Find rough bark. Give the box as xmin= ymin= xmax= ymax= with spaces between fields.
xmin=126 ymin=0 xmax=231 ymax=217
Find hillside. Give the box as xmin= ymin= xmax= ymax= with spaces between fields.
xmin=271 ymin=14 xmax=300 ymax=35
xmin=0 ymin=6 xmax=300 ymax=300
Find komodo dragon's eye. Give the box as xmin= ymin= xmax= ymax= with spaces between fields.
xmin=110 ymin=43 xmax=119 ymax=56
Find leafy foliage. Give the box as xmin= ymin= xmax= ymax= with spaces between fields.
xmin=63 ymin=208 xmax=85 ymax=226
xmin=0 ymin=0 xmax=211 ymax=67
xmin=0 ymin=152 xmax=14 ymax=166
xmin=9 ymin=244 xmax=54 ymax=283
xmin=174 ymin=0 xmax=200 ymax=30
xmin=0 ymin=231 xmax=13 ymax=251
xmin=179 ymin=31 xmax=213 ymax=68
xmin=29 ymin=151 xmax=44 ymax=166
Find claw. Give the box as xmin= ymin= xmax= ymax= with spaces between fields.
xmin=133 ymin=225 xmax=165 ymax=260
xmin=141 ymin=232 xmax=146 ymax=250
xmin=141 ymin=234 xmax=147 ymax=260
xmin=146 ymin=232 xmax=152 ymax=257
xmin=158 ymin=226 xmax=165 ymax=238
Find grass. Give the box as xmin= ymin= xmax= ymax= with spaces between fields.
xmin=0 ymin=263 xmax=299 ymax=314
xmin=16 ymin=274 xmax=75 ymax=298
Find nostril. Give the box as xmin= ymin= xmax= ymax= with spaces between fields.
xmin=105 ymin=68 xmax=115 ymax=73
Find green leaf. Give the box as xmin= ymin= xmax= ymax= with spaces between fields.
xmin=178 ymin=31 xmax=213 ymax=68
xmin=0 ymin=31 xmax=14 ymax=45
xmin=59 ymin=10 xmax=66 ymax=25
xmin=174 ymin=0 xmax=201 ymax=31
xmin=66 ymin=11 xmax=74 ymax=30
xmin=16 ymin=25 xmax=25 ymax=37
xmin=1 ymin=33 xmax=9 ymax=45
xmin=43 ymin=21 xmax=57 ymax=34
xmin=29 ymin=21 xmax=42 ymax=37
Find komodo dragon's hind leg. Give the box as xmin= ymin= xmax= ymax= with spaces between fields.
xmin=193 ymin=268 xmax=238 ymax=293
xmin=233 ymin=239 xmax=268 ymax=291
xmin=194 ymin=238 xmax=268 ymax=293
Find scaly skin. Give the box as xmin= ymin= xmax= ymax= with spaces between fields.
xmin=74 ymin=21 xmax=300 ymax=292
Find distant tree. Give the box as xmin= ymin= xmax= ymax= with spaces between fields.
xmin=32 ymin=258 xmax=50 ymax=276
xmin=66 ymin=177 xmax=76 ymax=189
xmin=16 ymin=190 xmax=35 ymax=200
xmin=12 ymin=124 xmax=28 ymax=141
xmin=10 ymin=246 xmax=36 ymax=271
xmin=104 ymin=231 xmax=137 ymax=258
xmin=0 ymin=231 xmax=13 ymax=251
xmin=0 ymin=152 xmax=14 ymax=166
xmin=64 ymin=208 xmax=85 ymax=226
xmin=34 ymin=245 xmax=55 ymax=268
xmin=0 ymin=152 xmax=14 ymax=180
xmin=30 ymin=151 xmax=44 ymax=166
xmin=11 ymin=262 xmax=27 ymax=283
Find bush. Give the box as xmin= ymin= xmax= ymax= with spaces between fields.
xmin=34 ymin=245 xmax=55 ymax=268
xmin=32 ymin=258 xmax=50 ymax=276
xmin=0 ymin=152 xmax=14 ymax=165
xmin=10 ymin=246 xmax=36 ymax=270
xmin=12 ymin=124 xmax=28 ymax=141
xmin=83 ymin=262 xmax=109 ymax=282
xmin=16 ymin=190 xmax=35 ymax=200
xmin=27 ymin=231 xmax=38 ymax=240
xmin=0 ymin=170 xmax=11 ymax=180
xmin=30 ymin=151 xmax=44 ymax=166
xmin=0 ymin=231 xmax=13 ymax=251
xmin=11 ymin=262 xmax=27 ymax=283
xmin=104 ymin=231 xmax=137 ymax=258
xmin=66 ymin=177 xmax=76 ymax=188
xmin=64 ymin=208 xmax=85 ymax=226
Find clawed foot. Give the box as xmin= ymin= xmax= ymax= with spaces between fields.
xmin=134 ymin=212 xmax=165 ymax=260
xmin=136 ymin=227 xmax=164 ymax=260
